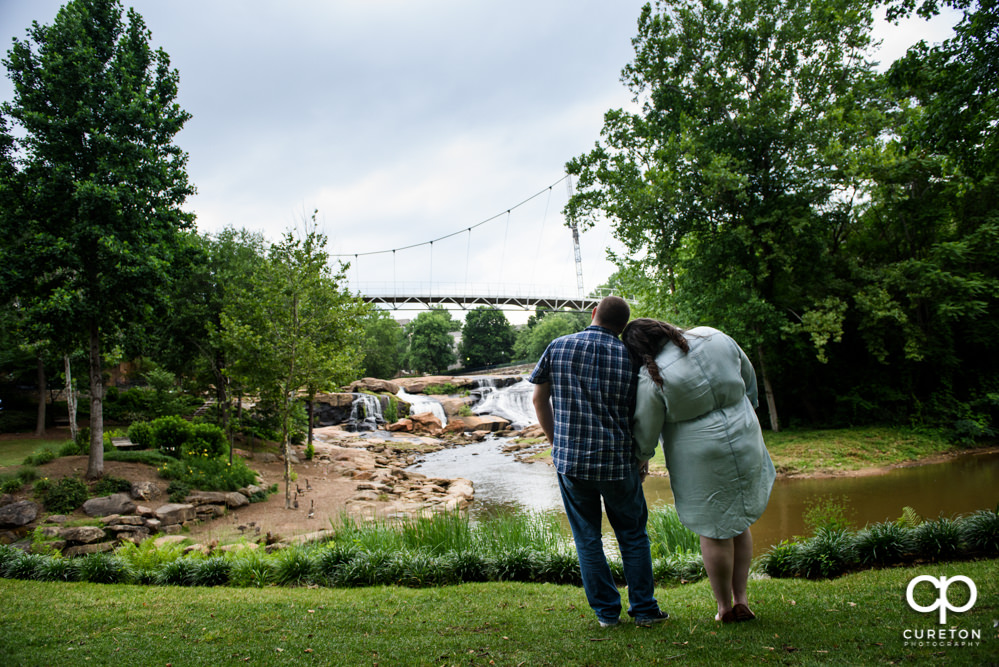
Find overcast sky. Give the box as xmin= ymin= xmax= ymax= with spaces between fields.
xmin=0 ymin=1 xmax=962 ymax=322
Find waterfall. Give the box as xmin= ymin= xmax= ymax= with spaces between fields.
xmin=472 ymin=379 xmax=537 ymax=429
xmin=396 ymin=388 xmax=448 ymax=426
xmin=349 ymin=393 xmax=384 ymax=431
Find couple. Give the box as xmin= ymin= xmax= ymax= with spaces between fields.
xmin=529 ymin=296 xmax=776 ymax=627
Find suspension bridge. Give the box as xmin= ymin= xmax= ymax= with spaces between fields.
xmin=332 ymin=175 xmax=627 ymax=313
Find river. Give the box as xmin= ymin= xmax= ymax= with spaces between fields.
xmin=408 ymin=382 xmax=999 ymax=556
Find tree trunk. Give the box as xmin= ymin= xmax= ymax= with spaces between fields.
xmin=307 ymin=397 xmax=314 ymax=450
xmin=214 ymin=365 xmax=231 ymax=464
xmin=35 ymin=354 xmax=47 ymax=437
xmin=64 ymin=354 xmax=78 ymax=443
xmin=756 ymin=344 xmax=780 ymax=433
xmin=86 ymin=322 xmax=105 ymax=480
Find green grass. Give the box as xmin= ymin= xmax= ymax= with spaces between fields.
xmin=644 ymin=426 xmax=962 ymax=476
xmin=0 ymin=558 xmax=994 ymax=665
xmin=0 ymin=437 xmax=70 ymax=468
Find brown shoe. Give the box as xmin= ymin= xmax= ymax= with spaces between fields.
xmin=732 ymin=604 xmax=756 ymax=622
xmin=719 ymin=609 xmax=738 ymax=623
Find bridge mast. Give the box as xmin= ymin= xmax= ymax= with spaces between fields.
xmin=566 ymin=174 xmax=584 ymax=297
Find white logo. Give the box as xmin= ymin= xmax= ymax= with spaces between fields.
xmin=906 ymin=575 xmax=977 ymax=624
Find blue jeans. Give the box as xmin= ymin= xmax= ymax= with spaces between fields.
xmin=557 ymin=464 xmax=660 ymax=623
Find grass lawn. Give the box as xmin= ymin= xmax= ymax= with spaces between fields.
xmin=0 ymin=437 xmax=69 ymax=468
xmin=0 ymin=558 xmax=995 ymax=666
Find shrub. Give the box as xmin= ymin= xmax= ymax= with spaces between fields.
xmin=127 ymin=421 xmax=154 ymax=449
xmin=536 ymin=549 xmax=582 ymax=585
xmin=0 ymin=477 xmax=22 ymax=494
xmin=854 ymin=522 xmax=913 ymax=567
xmin=58 ymin=439 xmax=85 ymax=457
xmin=93 ymin=476 xmax=132 ymax=497
xmin=23 ymin=448 xmax=57 ymax=467
xmin=3 ymin=551 xmax=47 ymax=580
xmin=960 ymin=507 xmax=999 ymax=555
xmin=192 ymin=556 xmax=232 ymax=587
xmin=78 ymin=553 xmax=133 ymax=584
xmin=229 ymin=549 xmax=274 ymax=588
xmin=912 ymin=517 xmax=963 ymax=561
xmin=35 ymin=476 xmax=89 ymax=514
xmin=441 ymin=549 xmax=491 ymax=584
xmin=795 ymin=527 xmax=856 ymax=579
xmin=648 ymin=505 xmax=700 ymax=556
xmin=181 ymin=423 xmax=228 ymax=460
xmin=149 ymin=415 xmax=194 ymax=458
xmin=166 ymin=480 xmax=191 ymax=503
xmin=488 ymin=546 xmax=540 ymax=582
xmin=759 ymin=540 xmax=800 ymax=578
xmin=313 ymin=543 xmax=360 ymax=584
xmin=272 ymin=547 xmax=316 ymax=586
xmin=158 ymin=456 xmax=258 ymax=493
xmin=35 ymin=556 xmax=80 ymax=582
xmin=154 ymin=557 xmax=200 ymax=586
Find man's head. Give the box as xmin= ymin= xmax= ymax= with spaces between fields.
xmin=592 ymin=296 xmax=630 ymax=334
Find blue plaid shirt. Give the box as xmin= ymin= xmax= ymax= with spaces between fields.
xmin=528 ymin=325 xmax=638 ymax=480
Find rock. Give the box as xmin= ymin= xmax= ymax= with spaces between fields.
xmin=0 ymin=500 xmax=39 ymax=528
xmin=439 ymin=396 xmax=475 ymax=416
xmin=45 ymin=514 xmax=71 ymax=524
xmin=0 ymin=494 xmax=14 ymax=507
xmin=63 ymin=542 xmax=116 ymax=557
xmin=130 ymin=481 xmax=161 ymax=501
xmin=154 ymin=535 xmax=189 ymax=548
xmin=186 ymin=491 xmax=228 ymax=506
xmin=238 ymin=485 xmax=265 ymax=498
xmin=155 ymin=503 xmax=196 ymax=525
xmin=457 ymin=415 xmax=510 ymax=432
xmin=410 ymin=412 xmax=444 ymax=435
xmin=386 ymin=419 xmax=413 ymax=432
xmin=59 ymin=526 xmax=107 ymax=544
xmin=346 ymin=378 xmax=401 ymax=394
xmin=82 ymin=493 xmax=136 ymax=517
xmin=260 ymin=453 xmax=280 ymax=464
xmin=223 ymin=492 xmax=250 ymax=508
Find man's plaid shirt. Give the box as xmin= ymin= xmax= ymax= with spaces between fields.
xmin=528 ymin=325 xmax=638 ymax=480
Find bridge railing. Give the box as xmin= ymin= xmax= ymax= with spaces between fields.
xmin=352 ymin=282 xmax=633 ymax=311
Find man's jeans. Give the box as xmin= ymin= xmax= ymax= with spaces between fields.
xmin=557 ymin=464 xmax=660 ymax=623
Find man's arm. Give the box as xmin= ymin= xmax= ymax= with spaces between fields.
xmin=532 ymin=381 xmax=555 ymax=444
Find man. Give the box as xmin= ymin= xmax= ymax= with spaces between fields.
xmin=529 ymin=296 xmax=668 ymax=628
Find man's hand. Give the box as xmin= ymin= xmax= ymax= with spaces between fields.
xmin=639 ymin=460 xmax=649 ymax=482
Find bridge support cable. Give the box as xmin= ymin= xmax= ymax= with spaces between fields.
xmin=464 ymin=227 xmax=471 ymax=297
xmin=566 ymin=174 xmax=584 ymax=297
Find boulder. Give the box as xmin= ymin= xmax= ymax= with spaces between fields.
xmin=83 ymin=493 xmax=136 ymax=517
xmin=155 ymin=503 xmax=196 ymax=525
xmin=386 ymin=419 xmax=413 ymax=432
xmin=409 ymin=412 xmax=444 ymax=436
xmin=130 ymin=481 xmax=161 ymax=501
xmin=59 ymin=526 xmax=107 ymax=544
xmin=224 ymin=492 xmax=250 ymax=508
xmin=63 ymin=542 xmax=116 ymax=557
xmin=0 ymin=500 xmax=38 ymax=528
xmin=456 ymin=415 xmax=510 ymax=432
xmin=186 ymin=491 xmax=228 ymax=506
xmin=346 ymin=378 xmax=401 ymax=394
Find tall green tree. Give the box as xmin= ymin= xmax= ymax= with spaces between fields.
xmin=405 ymin=309 xmax=458 ymax=375
xmin=513 ymin=312 xmax=589 ymax=362
xmin=222 ymin=224 xmax=366 ymax=508
xmin=459 ymin=307 xmax=515 ymax=369
xmin=360 ymin=310 xmax=405 ymax=379
xmin=565 ymin=0 xmax=886 ymax=430
xmin=1 ymin=0 xmax=193 ymax=477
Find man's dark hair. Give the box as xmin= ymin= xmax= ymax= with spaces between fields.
xmin=594 ymin=296 xmax=630 ymax=333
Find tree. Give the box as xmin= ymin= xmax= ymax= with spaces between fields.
xmin=405 ymin=309 xmax=459 ymax=374
xmin=360 ymin=310 xmax=405 ymax=379
xmin=513 ymin=312 xmax=589 ymax=362
xmin=222 ymin=223 xmax=366 ymax=508
xmin=565 ymin=0 xmax=886 ymax=430
xmin=1 ymin=0 xmax=194 ymax=477
xmin=459 ymin=307 xmax=515 ymax=369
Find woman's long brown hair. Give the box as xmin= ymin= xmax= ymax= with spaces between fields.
xmin=621 ymin=318 xmax=689 ymax=387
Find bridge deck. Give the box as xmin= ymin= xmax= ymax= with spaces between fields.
xmin=362 ymin=293 xmax=602 ymax=311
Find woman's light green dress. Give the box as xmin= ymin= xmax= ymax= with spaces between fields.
xmin=633 ymin=327 xmax=776 ymax=539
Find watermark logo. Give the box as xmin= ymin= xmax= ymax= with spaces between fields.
xmin=906 ymin=575 xmax=977 ymax=624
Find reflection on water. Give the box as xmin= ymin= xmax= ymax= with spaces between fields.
xmin=410 ymin=440 xmax=999 ymax=556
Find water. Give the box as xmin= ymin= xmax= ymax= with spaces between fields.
xmin=471 ymin=379 xmax=536 ymax=429
xmin=411 ymin=438 xmax=999 ymax=556
xmin=396 ymin=388 xmax=447 ymax=426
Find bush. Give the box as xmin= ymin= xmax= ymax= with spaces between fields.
xmin=795 ymin=527 xmax=856 ymax=579
xmin=35 ymin=476 xmax=89 ymax=514
xmin=229 ymin=549 xmax=274 ymax=588
xmin=58 ymin=439 xmax=85 ymax=457
xmin=158 ymin=456 xmax=258 ymax=493
xmin=912 ymin=517 xmax=963 ymax=561
xmin=154 ymin=557 xmax=200 ymax=586
xmin=759 ymin=540 xmax=801 ymax=578
xmin=960 ymin=507 xmax=999 ymax=555
xmin=35 ymin=556 xmax=80 ymax=582
xmin=854 ymin=521 xmax=913 ymax=567
xmin=127 ymin=421 xmax=154 ymax=449
xmin=23 ymin=448 xmax=57 ymax=467
xmin=166 ymin=480 xmax=191 ymax=503
xmin=192 ymin=556 xmax=232 ymax=587
xmin=272 ymin=547 xmax=316 ymax=586
xmin=78 ymin=553 xmax=133 ymax=584
xmin=3 ymin=551 xmax=47 ymax=580
xmin=149 ymin=415 xmax=194 ymax=458
xmin=93 ymin=475 xmax=132 ymax=497
xmin=488 ymin=546 xmax=540 ymax=582
xmin=181 ymin=423 xmax=228 ymax=460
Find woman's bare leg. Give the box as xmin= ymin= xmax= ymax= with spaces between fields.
xmin=699 ymin=535 xmax=734 ymax=620
xmin=732 ymin=528 xmax=753 ymax=608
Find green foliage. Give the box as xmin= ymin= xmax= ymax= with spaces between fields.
xmin=383 ymin=397 xmax=399 ymax=423
xmin=153 ymin=557 xmax=199 ymax=587
xmin=802 ymin=495 xmax=855 ymax=534
xmin=181 ymin=422 xmax=228 ymax=460
xmin=126 ymin=421 xmax=154 ymax=449
xmin=854 ymin=522 xmax=913 ymax=567
xmin=459 ymin=307 xmax=515 ymax=369
xmin=158 ymin=455 xmax=258 ymax=493
xmin=228 ymin=548 xmax=274 ymax=588
xmin=960 ymin=507 xmax=999 ymax=555
xmin=272 ymin=547 xmax=316 ymax=586
xmin=513 ymin=312 xmax=588 ymax=362
xmin=423 ymin=383 xmax=458 ymax=395
xmin=793 ymin=527 xmax=857 ymax=579
xmin=912 ymin=516 xmax=962 ymax=561
xmin=759 ymin=540 xmax=801 ymax=578
xmin=34 ymin=476 xmax=89 ymax=514
xmin=149 ymin=415 xmax=194 ymax=458
xmin=192 ymin=556 xmax=232 ymax=587
xmin=92 ymin=476 xmax=132 ymax=497
xmin=647 ymin=505 xmax=700 ymax=557
xmin=22 ymin=448 xmax=57 ymax=467
xmin=404 ymin=309 xmax=459 ymax=374
xmin=359 ymin=310 xmax=405 ymax=379
xmin=77 ymin=553 xmax=133 ymax=585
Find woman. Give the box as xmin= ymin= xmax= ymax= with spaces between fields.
xmin=622 ymin=318 xmax=776 ymax=623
